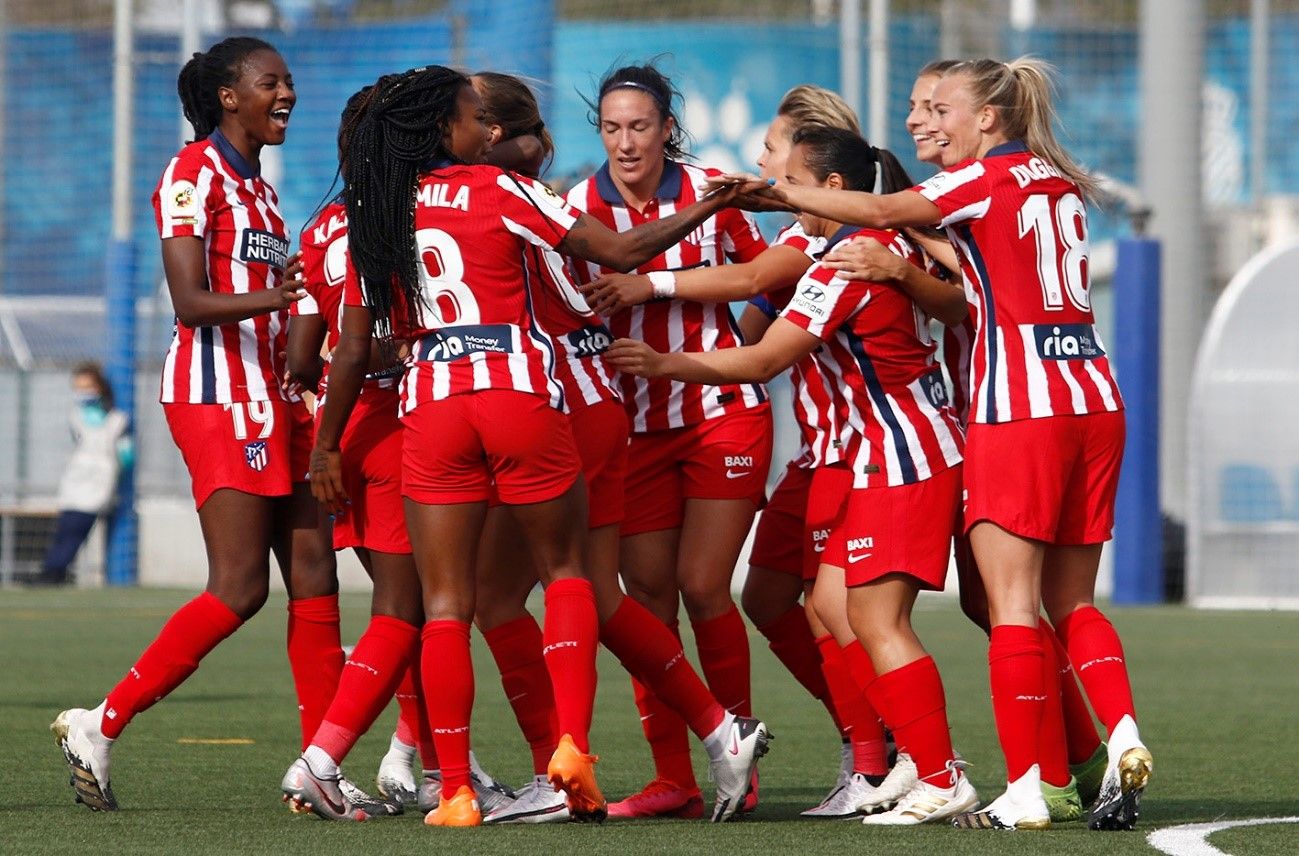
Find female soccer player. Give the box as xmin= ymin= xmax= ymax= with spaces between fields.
xmin=581 ymin=84 xmax=958 ymax=819
xmin=465 ymin=70 xmax=770 ymax=826
xmin=718 ymin=58 xmax=1151 ymax=832
xmin=309 ymin=65 xmax=760 ymax=827
xmin=564 ymin=62 xmax=773 ymax=819
xmin=609 ymin=124 xmax=978 ymax=826
xmin=52 ymin=37 xmax=343 ymax=812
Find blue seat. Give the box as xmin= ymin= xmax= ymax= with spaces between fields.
xmin=1219 ymin=464 xmax=1284 ymax=523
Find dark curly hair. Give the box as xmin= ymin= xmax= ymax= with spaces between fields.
xmin=176 ymin=36 xmax=279 ymax=140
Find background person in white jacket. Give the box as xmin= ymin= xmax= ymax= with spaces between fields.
xmin=30 ymin=363 xmax=131 ymax=586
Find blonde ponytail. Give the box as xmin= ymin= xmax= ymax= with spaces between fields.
xmin=947 ymin=57 xmax=1096 ymax=199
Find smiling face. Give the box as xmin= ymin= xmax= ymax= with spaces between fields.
xmin=219 ymin=49 xmax=295 ymax=147
xmin=599 ymin=88 xmax=672 ymax=198
xmin=756 ymin=114 xmax=795 ymax=181
xmin=447 ymin=83 xmax=492 ymax=164
xmin=905 ymin=73 xmax=944 ymax=166
xmin=928 ymin=73 xmax=992 ymax=167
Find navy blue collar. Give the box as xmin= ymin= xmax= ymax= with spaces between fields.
xmin=208 ymin=128 xmax=259 ymax=180
xmin=423 ymin=157 xmax=458 ymax=172
xmin=986 ymin=140 xmax=1030 ymax=158
xmin=822 ymin=223 xmax=862 ymax=255
xmin=595 ymin=159 xmax=683 ymax=206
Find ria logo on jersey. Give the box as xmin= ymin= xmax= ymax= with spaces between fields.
xmin=239 ymin=229 xmax=290 ymax=269
xmin=566 ymin=325 xmax=613 ymax=357
xmin=419 ymin=324 xmax=514 ymax=362
xmin=1033 ymin=324 xmax=1105 ymax=360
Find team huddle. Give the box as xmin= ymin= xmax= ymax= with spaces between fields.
xmin=51 ymin=35 xmax=1153 ymax=834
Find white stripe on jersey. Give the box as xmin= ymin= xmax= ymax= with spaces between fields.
xmin=1019 ymin=324 xmax=1054 ymax=418
xmin=908 ymin=382 xmax=965 ymax=468
xmin=917 ymin=161 xmax=987 ymax=204
xmin=1083 ymin=359 xmax=1121 ymax=411
xmin=886 ymin=390 xmax=932 ymax=481
xmin=939 ymin=199 xmax=991 ymax=229
xmin=628 ymin=307 xmax=650 ymax=433
xmin=993 ymin=326 xmax=1011 ymax=419
xmin=665 ymin=298 xmax=686 ymax=429
xmin=495 ymin=173 xmax=578 ymax=230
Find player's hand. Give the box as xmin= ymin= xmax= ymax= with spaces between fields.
xmin=283 ymin=250 xmax=305 ymax=286
xmin=580 ymin=273 xmax=653 ymax=314
xmin=823 ymin=237 xmax=906 ymax=283
xmin=604 ymin=338 xmax=665 ymax=378
xmin=273 ymin=251 xmax=307 ymax=308
xmin=308 ymin=445 xmax=349 ymax=515
xmin=700 ymin=173 xmax=793 ymax=212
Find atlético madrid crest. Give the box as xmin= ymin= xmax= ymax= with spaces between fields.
xmin=244 ymin=441 xmax=269 ymax=472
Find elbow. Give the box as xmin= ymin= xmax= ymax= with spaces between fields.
xmin=172 ymin=305 xmax=206 ymax=329
xmin=937 ymin=303 xmax=969 ymax=327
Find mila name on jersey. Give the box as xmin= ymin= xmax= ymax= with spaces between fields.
xmin=417 ymin=183 xmax=470 ymax=211
xmin=239 ymin=229 xmax=290 ymax=269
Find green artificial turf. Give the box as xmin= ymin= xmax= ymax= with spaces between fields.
xmin=2 ymin=588 xmax=1296 ymax=855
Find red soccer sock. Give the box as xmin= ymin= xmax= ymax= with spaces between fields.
xmin=542 ymin=578 xmax=599 ymax=753
xmin=287 ymin=594 xmax=345 ymax=751
xmin=601 ymin=596 xmax=726 ymax=740
xmin=421 ymin=620 xmax=473 ymax=791
xmin=311 ymin=615 xmax=419 ymax=764
xmin=401 ymin=652 xmax=438 ymax=771
xmin=1036 ymin=620 xmax=1072 ymax=787
xmin=393 ymin=663 xmax=421 ymax=748
xmin=757 ymin=606 xmax=834 ymax=714
xmin=989 ymin=624 xmax=1046 ymax=782
xmin=1056 ymin=605 xmax=1138 ymax=734
xmin=871 ymin=656 xmax=956 ymax=786
xmin=633 ymin=675 xmax=697 ymax=790
xmin=484 ymin=614 xmax=559 ymax=775
xmin=817 ymin=636 xmax=887 ymax=773
xmin=102 ymin=592 xmax=243 ymax=739
xmin=839 ymin=639 xmax=890 ymax=776
xmin=691 ymin=605 xmax=751 ymax=717
xmin=1043 ymin=618 xmax=1101 ymax=765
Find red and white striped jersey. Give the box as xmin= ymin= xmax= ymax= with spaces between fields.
xmin=153 ymin=129 xmax=290 ymax=404
xmin=914 ymin=141 xmax=1123 ymax=425
xmin=294 ymin=198 xmax=394 ymax=400
xmin=566 ymin=160 xmax=769 ymax=432
xmin=781 ymin=228 xmax=964 ymax=488
xmin=941 ymin=319 xmax=974 ymax=427
xmin=523 ymin=243 xmax=621 ymax=411
xmin=772 ymin=219 xmax=828 ymax=258
xmin=355 ymin=163 xmax=577 ymax=416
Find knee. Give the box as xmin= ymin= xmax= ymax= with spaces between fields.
xmin=741 ymin=582 xmax=794 ymax=629
xmin=424 ymin=585 xmax=475 ymax=625
xmin=679 ymin=577 xmax=733 ymax=622
xmin=287 ymin=543 xmax=338 ymax=599
xmin=212 ymin=579 xmax=268 ymax=620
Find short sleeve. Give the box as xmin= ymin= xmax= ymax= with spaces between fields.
xmin=913 ymin=161 xmax=991 ymax=228
xmin=153 ymin=151 xmax=210 ymax=239
xmin=749 ymin=294 xmax=779 ymax=321
xmin=779 ymin=265 xmax=869 ymax=341
xmin=342 ymin=255 xmax=367 ymax=308
xmin=773 ymin=222 xmax=828 ymax=260
xmin=718 ymin=208 xmax=767 ymax=263
xmin=495 ymin=171 xmax=580 ymax=250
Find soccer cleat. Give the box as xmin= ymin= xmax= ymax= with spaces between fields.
xmin=339 ymin=774 xmax=403 ymax=817
xmin=861 ymin=751 xmax=917 ymax=814
xmin=953 ymin=765 xmax=1051 ymax=831
xmin=1071 ymin=742 xmax=1108 ymax=807
xmin=864 ymin=762 xmax=979 ymax=826
xmin=425 ymin=784 xmax=481 ymax=827
xmin=376 ymin=733 xmax=418 ymax=805
xmin=607 ymin=778 xmax=705 ymax=819
xmin=51 ymin=706 xmax=117 ymax=812
xmin=801 ymin=772 xmax=891 ymax=819
xmin=415 ymin=770 xmax=442 ymax=815
xmin=1041 ymin=776 xmax=1083 ymax=823
xmin=738 ymin=768 xmax=760 ymax=814
xmin=483 ymin=775 xmax=570 ymax=824
xmin=469 ymin=751 xmax=517 ymax=816
xmin=280 ymin=757 xmax=370 ymax=821
xmin=547 ymin=733 xmax=606 ymax=823
xmin=1089 ymin=716 xmax=1152 ymax=831
xmin=710 ymin=717 xmax=771 ymax=822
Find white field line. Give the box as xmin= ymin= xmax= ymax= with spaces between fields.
xmin=1147 ymin=816 xmax=1299 ymax=856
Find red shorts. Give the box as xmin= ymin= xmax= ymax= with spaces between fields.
xmin=570 ymin=400 xmax=630 ymax=530
xmin=621 ymin=404 xmax=773 ymax=536
xmin=749 ymin=462 xmax=814 ymax=579
xmin=325 ymin=389 xmax=410 ymax=554
xmin=964 ymin=412 xmax=1124 ymax=545
xmin=401 ymin=390 xmax=581 ymax=506
xmin=804 ymin=465 xmax=855 ymax=580
xmin=165 ymin=398 xmax=311 ymax=509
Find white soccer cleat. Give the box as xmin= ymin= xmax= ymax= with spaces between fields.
xmin=709 ymin=716 xmax=772 ymax=822
xmin=375 ymin=733 xmax=418 ymax=805
xmin=415 ymin=770 xmax=443 ymax=815
xmin=865 ymin=762 xmax=978 ymax=825
xmin=483 ymin=775 xmax=570 ymax=824
xmin=802 ymin=772 xmax=890 ymax=819
xmin=51 ymin=704 xmax=116 ymax=812
xmin=469 ymin=752 xmax=517 ymax=815
xmin=339 ymin=774 xmax=403 ymax=817
xmin=1089 ymin=715 xmax=1153 ymax=831
xmin=860 ymin=751 xmax=917 ymax=814
xmin=953 ymin=764 xmax=1050 ymax=830
xmin=280 ymin=757 xmax=370 ymax=822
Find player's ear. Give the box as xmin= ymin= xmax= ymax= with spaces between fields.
xmin=826 ymin=172 xmax=845 ymax=191
xmin=218 ymin=84 xmax=238 ymax=113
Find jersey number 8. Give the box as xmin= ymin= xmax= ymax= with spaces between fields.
xmin=416 ymin=227 xmax=480 ymax=326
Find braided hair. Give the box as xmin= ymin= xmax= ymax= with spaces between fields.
xmin=177 ymin=37 xmax=278 ymax=140
xmin=343 ymin=65 xmax=471 ymax=338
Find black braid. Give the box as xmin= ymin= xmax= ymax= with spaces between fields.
xmin=177 ymin=36 xmax=278 ymax=140
xmin=343 ymin=65 xmax=470 ymax=338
